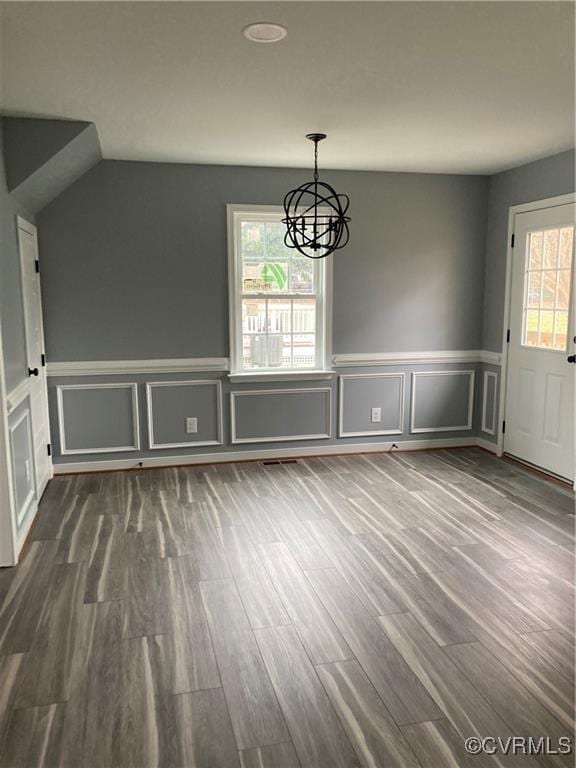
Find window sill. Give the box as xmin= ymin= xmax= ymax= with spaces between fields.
xmin=228 ymin=370 xmax=335 ymax=383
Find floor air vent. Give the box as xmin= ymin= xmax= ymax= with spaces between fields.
xmin=261 ymin=459 xmax=299 ymax=466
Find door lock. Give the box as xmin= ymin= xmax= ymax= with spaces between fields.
xmin=28 ymin=367 xmax=39 ymax=377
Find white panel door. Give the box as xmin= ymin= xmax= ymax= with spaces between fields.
xmin=505 ymin=203 xmax=575 ymax=480
xmin=17 ymin=218 xmax=51 ymax=498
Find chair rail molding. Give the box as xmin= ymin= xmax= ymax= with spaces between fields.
xmin=47 ymin=358 xmax=229 ymax=376
xmin=333 ymin=350 xmax=500 ymax=367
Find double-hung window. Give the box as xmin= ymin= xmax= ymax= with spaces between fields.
xmin=227 ymin=205 xmax=331 ymax=376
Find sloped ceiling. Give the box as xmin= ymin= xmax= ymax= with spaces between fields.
xmin=2 ymin=117 xmax=101 ymax=212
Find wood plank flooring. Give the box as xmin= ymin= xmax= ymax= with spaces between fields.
xmin=0 ymin=448 xmax=574 ymax=767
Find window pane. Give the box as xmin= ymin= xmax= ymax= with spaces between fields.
xmin=243 ymin=259 xmax=289 ymax=293
xmin=557 ymin=270 xmax=571 ymax=311
xmin=538 ymin=310 xmax=554 ymax=348
xmin=542 ymin=229 xmax=559 ymax=269
xmin=292 ymin=334 xmax=316 ymax=368
xmin=241 ymin=221 xmax=290 ymax=293
xmin=554 ymin=311 xmax=568 ymax=351
xmin=267 ymin=335 xmax=291 ymax=368
xmin=267 ymin=299 xmax=292 ymax=334
xmin=528 ymin=231 xmax=543 ymax=270
xmin=242 ymin=334 xmax=267 ymax=368
xmin=292 ymin=299 xmax=316 ymax=334
xmin=242 ymin=299 xmax=266 ymax=334
xmin=526 ymin=271 xmax=541 ymax=307
xmin=541 ymin=271 xmax=557 ymax=309
xmin=559 ymin=227 xmax=574 ymax=268
xmin=290 ymin=257 xmax=314 ymax=293
xmin=524 ymin=309 xmax=539 ymax=346
xmin=265 ymin=221 xmax=289 ymax=262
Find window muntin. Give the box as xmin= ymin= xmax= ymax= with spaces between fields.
xmin=522 ymin=226 xmax=574 ymax=351
xmin=229 ymin=208 xmax=328 ymax=373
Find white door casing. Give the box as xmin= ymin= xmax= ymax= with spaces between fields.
xmin=504 ymin=202 xmax=575 ymax=481
xmin=17 ymin=217 xmax=52 ymax=498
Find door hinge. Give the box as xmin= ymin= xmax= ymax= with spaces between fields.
xmin=506 ymin=329 xmax=510 ymax=343
xmin=41 ymin=353 xmax=46 ymax=367
xmin=510 ymin=234 xmax=515 ymax=248
xmin=35 ymin=259 xmax=40 ymax=274
xmin=502 ymin=420 xmax=506 ymax=434
xmin=47 ymin=443 xmax=52 ymax=457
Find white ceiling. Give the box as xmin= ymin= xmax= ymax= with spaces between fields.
xmin=0 ymin=1 xmax=574 ymax=174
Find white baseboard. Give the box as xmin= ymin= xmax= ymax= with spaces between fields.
xmin=476 ymin=437 xmax=498 ymax=454
xmin=53 ymin=436 xmax=481 ymax=474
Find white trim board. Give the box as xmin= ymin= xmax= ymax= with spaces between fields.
xmin=46 ymin=350 xmax=503 ymax=378
xmin=57 ymin=382 xmax=141 ymax=455
xmin=481 ymin=370 xmax=498 ymax=436
xmin=498 ymin=192 xmax=576 ymax=459
xmin=338 ymin=372 xmax=405 ymax=438
xmin=476 ymin=437 xmax=498 ymax=454
xmin=47 ymin=358 xmax=229 ymax=376
xmin=146 ymin=380 xmax=224 ymax=450
xmin=53 ymin=436 xmax=482 ymax=474
xmin=229 ymin=370 xmax=334 ymax=383
xmin=6 ymin=379 xmax=31 ymax=415
xmin=410 ymin=370 xmax=475 ymax=434
xmin=230 ymin=387 xmax=332 ymax=444
xmin=333 ymin=350 xmax=500 ymax=367
xmin=8 ymin=406 xmax=36 ymax=527
xmin=0 ymin=306 xmax=18 ymax=565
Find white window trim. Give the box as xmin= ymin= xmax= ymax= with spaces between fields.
xmin=227 ymin=204 xmax=333 ymax=380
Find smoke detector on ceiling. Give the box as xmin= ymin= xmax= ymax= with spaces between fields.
xmin=242 ymin=22 xmax=288 ymax=43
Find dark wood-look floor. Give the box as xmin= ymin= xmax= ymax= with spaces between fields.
xmin=0 ymin=448 xmax=574 ymax=768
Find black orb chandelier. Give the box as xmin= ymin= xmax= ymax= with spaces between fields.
xmin=282 ymin=134 xmax=351 ymax=259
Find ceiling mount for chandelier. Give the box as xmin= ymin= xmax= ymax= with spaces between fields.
xmin=282 ymin=134 xmax=351 ymax=259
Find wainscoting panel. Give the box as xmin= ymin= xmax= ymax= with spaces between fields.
xmin=231 ymin=388 xmax=332 ymax=444
xmin=410 ymin=371 xmax=475 ymax=433
xmin=9 ymin=401 xmax=36 ymax=527
xmin=57 ymin=383 xmax=140 ymax=454
xmin=146 ymin=380 xmax=223 ymax=449
xmin=481 ymin=370 xmax=499 ymax=436
xmin=339 ymin=373 xmax=404 ymax=437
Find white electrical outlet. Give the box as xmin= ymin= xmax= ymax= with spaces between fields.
xmin=371 ymin=407 xmax=382 ymax=423
xmin=186 ymin=417 xmax=198 ymax=434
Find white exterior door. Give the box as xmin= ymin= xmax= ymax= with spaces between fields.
xmin=505 ymin=202 xmax=575 ymax=480
xmin=17 ymin=218 xmax=51 ymax=498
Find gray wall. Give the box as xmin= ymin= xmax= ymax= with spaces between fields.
xmin=37 ymin=160 xmax=489 ymax=361
xmin=482 ymin=149 xmax=575 ymax=351
xmin=0 ymin=119 xmax=33 ymax=394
